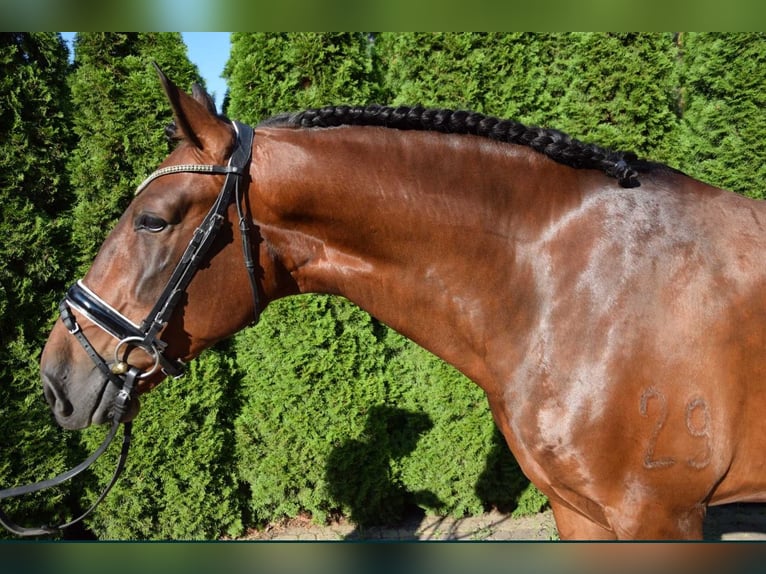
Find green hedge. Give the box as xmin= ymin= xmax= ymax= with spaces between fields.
xmin=674 ymin=33 xmax=766 ymax=198
xmin=0 ymin=33 xmax=75 ymax=539
xmin=234 ymin=296 xmax=546 ymax=527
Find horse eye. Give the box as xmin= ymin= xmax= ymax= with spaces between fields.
xmin=134 ymin=213 xmax=168 ymax=233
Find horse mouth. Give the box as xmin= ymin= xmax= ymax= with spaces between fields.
xmin=42 ymin=366 xmax=140 ymax=430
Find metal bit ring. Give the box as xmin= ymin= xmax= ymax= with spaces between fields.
xmin=113 ymin=336 xmax=161 ymax=379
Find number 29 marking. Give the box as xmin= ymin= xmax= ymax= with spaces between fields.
xmin=639 ymin=387 xmax=712 ymax=470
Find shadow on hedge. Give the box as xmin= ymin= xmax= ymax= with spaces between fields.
xmin=325 ymin=405 xmax=545 ymax=541
xmin=325 ymin=405 xmax=441 ymax=538
xmin=476 ymin=427 xmax=548 ymax=516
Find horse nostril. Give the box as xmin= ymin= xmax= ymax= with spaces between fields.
xmin=42 ymin=376 xmax=73 ymax=418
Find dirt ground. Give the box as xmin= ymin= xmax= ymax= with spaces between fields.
xmin=238 ymin=503 xmax=766 ymax=541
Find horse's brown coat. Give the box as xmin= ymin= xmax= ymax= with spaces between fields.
xmin=41 ymin=75 xmax=766 ymax=539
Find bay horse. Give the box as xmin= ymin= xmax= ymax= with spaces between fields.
xmin=39 ymin=68 xmax=766 ymax=540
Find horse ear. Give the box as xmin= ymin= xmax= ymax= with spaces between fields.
xmin=191 ymin=83 xmax=218 ymax=116
xmin=153 ymin=63 xmax=231 ymax=157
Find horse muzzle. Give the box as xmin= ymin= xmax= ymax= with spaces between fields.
xmin=40 ymin=336 xmax=140 ymax=430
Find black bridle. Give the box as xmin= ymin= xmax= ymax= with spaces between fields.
xmin=0 ymin=120 xmax=259 ymax=537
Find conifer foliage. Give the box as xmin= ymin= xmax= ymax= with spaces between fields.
xmin=224 ymin=32 xmax=377 ymax=121
xmin=0 ymin=32 xmax=74 ymax=537
xmin=675 ymin=33 xmax=766 ymax=198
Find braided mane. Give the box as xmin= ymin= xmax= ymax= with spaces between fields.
xmin=260 ymin=105 xmax=644 ymax=188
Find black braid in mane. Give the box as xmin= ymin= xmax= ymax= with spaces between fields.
xmin=259 ymin=104 xmax=644 ymax=188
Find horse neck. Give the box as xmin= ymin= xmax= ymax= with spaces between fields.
xmin=250 ymin=125 xmax=584 ymax=386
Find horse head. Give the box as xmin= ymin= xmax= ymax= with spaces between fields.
xmin=41 ymin=68 xmax=267 ymax=430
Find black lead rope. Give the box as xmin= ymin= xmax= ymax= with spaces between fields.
xmin=0 ymin=368 xmax=137 ymax=537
